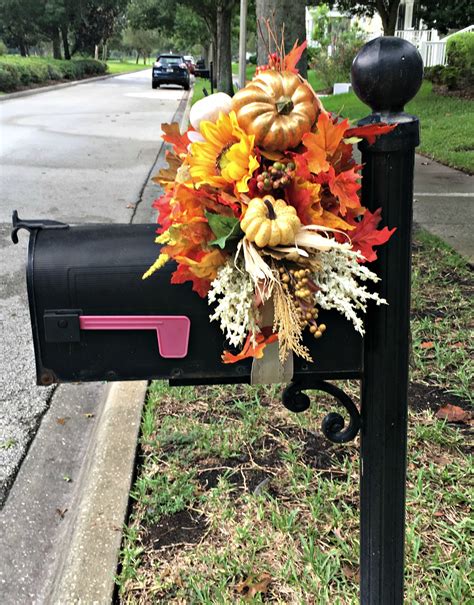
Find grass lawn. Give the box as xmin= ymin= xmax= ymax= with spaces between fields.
xmin=106 ymin=60 xmax=152 ymax=74
xmin=322 ymin=82 xmax=474 ymax=174
xmin=117 ymin=230 xmax=473 ymax=603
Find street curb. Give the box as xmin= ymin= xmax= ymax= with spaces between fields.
xmin=180 ymin=83 xmax=194 ymax=132
xmin=46 ymin=86 xmax=193 ymax=603
xmin=0 ymin=68 xmax=150 ymax=102
xmin=49 ymin=381 xmax=148 ymax=604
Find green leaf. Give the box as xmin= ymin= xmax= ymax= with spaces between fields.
xmin=205 ymin=212 xmax=242 ymax=249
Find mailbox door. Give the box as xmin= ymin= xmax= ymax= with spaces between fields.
xmin=27 ymin=224 xmax=363 ymax=385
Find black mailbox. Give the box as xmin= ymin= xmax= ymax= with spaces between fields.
xmin=13 ymin=215 xmax=362 ymax=386
xmin=13 ymin=37 xmax=425 ymax=605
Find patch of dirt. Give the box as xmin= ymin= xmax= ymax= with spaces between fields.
xmin=195 ymin=441 xmax=283 ymax=496
xmin=411 ymin=307 xmax=447 ymax=320
xmin=409 ymin=382 xmax=471 ymax=414
xmin=432 ymin=84 xmax=474 ymax=100
xmin=269 ymin=424 xmax=350 ymax=473
xmin=143 ymin=509 xmax=208 ymax=550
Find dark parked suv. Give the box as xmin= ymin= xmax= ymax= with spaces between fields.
xmin=152 ymin=54 xmax=190 ymax=90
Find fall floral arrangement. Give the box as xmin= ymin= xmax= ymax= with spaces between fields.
xmin=144 ymin=41 xmax=396 ymax=366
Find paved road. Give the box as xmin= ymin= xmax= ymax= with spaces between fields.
xmin=0 ymin=69 xmax=185 ymax=506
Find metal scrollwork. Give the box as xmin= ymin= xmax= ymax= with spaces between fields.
xmin=282 ymin=379 xmax=361 ymax=443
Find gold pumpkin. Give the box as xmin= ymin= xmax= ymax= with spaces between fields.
xmin=241 ymin=195 xmax=301 ymax=248
xmin=231 ymin=71 xmax=321 ymax=151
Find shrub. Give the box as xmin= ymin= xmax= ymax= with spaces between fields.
xmin=47 ymin=64 xmax=62 ymax=80
xmin=446 ymin=32 xmax=474 ymax=87
xmin=441 ymin=66 xmax=462 ymax=90
xmin=447 ymin=32 xmax=474 ymax=71
xmin=0 ymin=56 xmax=107 ymax=92
xmin=75 ymin=59 xmax=107 ymax=76
xmin=0 ymin=40 xmax=7 ymax=56
xmin=248 ymin=54 xmax=257 ymax=65
xmin=424 ymin=64 xmax=445 ymax=84
xmin=0 ymin=66 xmax=17 ymax=91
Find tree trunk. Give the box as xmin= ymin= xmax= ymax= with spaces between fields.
xmin=52 ymin=27 xmax=62 ymax=60
xmin=376 ymin=0 xmax=400 ymax=36
xmin=136 ymin=53 xmax=139 ymax=64
xmin=216 ymin=1 xmax=234 ymax=95
xmin=256 ymin=0 xmax=307 ymax=77
xmin=19 ymin=41 xmax=28 ymax=57
xmin=61 ymin=25 xmax=71 ymax=60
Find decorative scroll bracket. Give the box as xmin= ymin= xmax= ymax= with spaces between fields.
xmin=282 ymin=379 xmax=361 ymax=444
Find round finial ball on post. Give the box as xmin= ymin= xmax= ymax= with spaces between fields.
xmin=351 ymin=37 xmax=423 ymax=113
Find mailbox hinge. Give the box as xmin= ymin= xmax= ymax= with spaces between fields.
xmin=44 ymin=310 xmax=81 ymax=343
xmin=11 ymin=210 xmax=69 ymax=244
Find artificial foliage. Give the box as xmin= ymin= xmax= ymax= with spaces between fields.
xmin=145 ymin=41 xmax=396 ymax=365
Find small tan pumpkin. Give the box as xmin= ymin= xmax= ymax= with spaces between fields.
xmin=231 ymin=71 xmax=321 ymax=151
xmin=241 ymin=195 xmax=301 ymax=248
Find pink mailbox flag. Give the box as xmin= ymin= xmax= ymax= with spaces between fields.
xmin=79 ymin=316 xmax=190 ymax=358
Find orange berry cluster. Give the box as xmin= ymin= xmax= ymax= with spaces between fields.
xmin=279 ymin=266 xmax=327 ymax=339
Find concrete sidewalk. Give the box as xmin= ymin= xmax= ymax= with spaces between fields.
xmin=413 ymin=155 xmax=473 ymax=263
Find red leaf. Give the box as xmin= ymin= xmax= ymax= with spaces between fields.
xmin=435 ymin=404 xmax=470 ymax=424
xmin=283 ymin=40 xmax=307 ymax=73
xmin=152 ymin=190 xmax=174 ymax=233
xmin=345 ymin=123 xmax=397 ymax=146
xmin=170 ymin=263 xmax=210 ymax=298
xmin=161 ymin=123 xmax=190 ymax=156
xmin=342 ymin=208 xmax=396 ymax=262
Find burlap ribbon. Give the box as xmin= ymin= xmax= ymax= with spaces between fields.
xmin=250 ymin=300 xmax=294 ymax=385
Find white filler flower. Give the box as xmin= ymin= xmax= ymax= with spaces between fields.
xmin=313 ymin=249 xmax=387 ymax=335
xmin=208 ymin=261 xmax=257 ymax=347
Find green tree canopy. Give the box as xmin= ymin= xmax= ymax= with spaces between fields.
xmin=415 ymin=0 xmax=474 ymax=35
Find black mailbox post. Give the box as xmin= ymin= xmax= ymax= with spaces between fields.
xmin=13 ymin=37 xmax=422 ymax=604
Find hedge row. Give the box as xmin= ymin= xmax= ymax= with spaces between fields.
xmin=425 ymin=32 xmax=474 ymax=91
xmin=0 ymin=56 xmax=107 ymax=93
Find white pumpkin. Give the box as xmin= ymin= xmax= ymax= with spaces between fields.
xmin=189 ymin=92 xmax=232 ymax=129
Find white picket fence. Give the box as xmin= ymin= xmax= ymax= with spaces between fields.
xmin=396 ymin=24 xmax=474 ymax=67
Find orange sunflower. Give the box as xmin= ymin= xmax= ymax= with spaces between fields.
xmin=189 ymin=111 xmax=259 ymax=193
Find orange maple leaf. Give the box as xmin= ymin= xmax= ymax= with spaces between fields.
xmin=318 ymin=209 xmax=355 ymax=231
xmin=283 ymin=40 xmax=307 ymax=73
xmin=329 ymin=166 xmax=361 ymax=216
xmin=222 ymin=331 xmax=278 ymax=364
xmin=316 ymin=166 xmax=361 ymax=216
xmin=152 ymin=151 xmax=182 ymax=187
xmin=302 ymin=112 xmax=350 ymax=174
xmin=286 ymin=179 xmax=322 ymax=225
xmin=175 ymin=248 xmax=226 ymax=281
xmin=161 ymin=123 xmax=190 ymax=156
